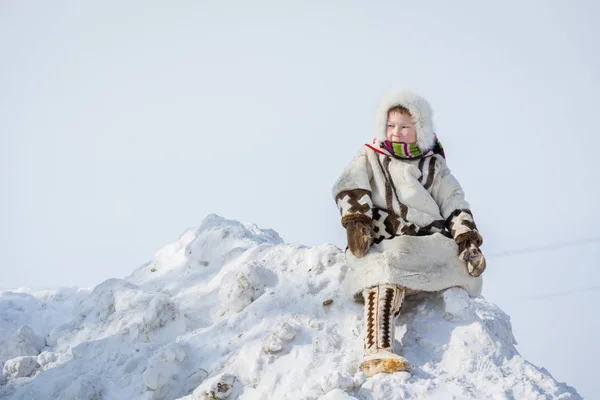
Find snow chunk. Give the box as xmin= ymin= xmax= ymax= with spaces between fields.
xmin=472 ymin=297 xmax=517 ymax=346
xmin=262 ymin=321 xmax=296 ymax=353
xmin=442 ymin=287 xmax=471 ymax=319
xmin=320 ymin=370 xmax=355 ymax=393
xmin=272 ymin=322 xmax=296 ymax=341
xmin=0 ymin=325 xmax=42 ymax=363
xmin=141 ymin=295 xmax=179 ymax=334
xmin=193 ymin=373 xmax=236 ymax=399
xmin=36 ymin=351 xmax=58 ymax=370
xmin=353 ymin=372 xmax=366 ymax=387
xmin=3 ymin=356 xmax=40 ymax=380
xmin=142 ymin=343 xmax=187 ymax=395
xmin=218 ymin=262 xmax=276 ymax=316
xmin=74 ymin=278 xmax=180 ymax=340
xmin=262 ymin=333 xmax=283 ymax=354
xmin=78 ymin=278 xmax=139 ymax=321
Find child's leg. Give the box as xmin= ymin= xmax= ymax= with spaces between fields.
xmin=360 ymin=284 xmax=411 ymax=377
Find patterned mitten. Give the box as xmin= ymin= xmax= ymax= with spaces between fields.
xmin=346 ymin=220 xmax=372 ymax=258
xmin=458 ymin=241 xmax=486 ymax=277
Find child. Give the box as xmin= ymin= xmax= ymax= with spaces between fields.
xmin=332 ymin=89 xmax=486 ymax=378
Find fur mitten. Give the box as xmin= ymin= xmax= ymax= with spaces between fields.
xmin=457 ymin=239 xmax=486 ymax=277
xmin=345 ymin=220 xmax=372 ymax=258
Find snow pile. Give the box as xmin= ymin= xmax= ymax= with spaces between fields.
xmin=0 ymin=214 xmax=582 ymax=399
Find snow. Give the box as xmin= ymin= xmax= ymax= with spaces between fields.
xmin=0 ymin=214 xmax=582 ymax=399
xmin=2 ymin=356 xmax=39 ymax=380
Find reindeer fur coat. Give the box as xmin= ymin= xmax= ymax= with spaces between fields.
xmin=332 ymin=90 xmax=483 ymax=299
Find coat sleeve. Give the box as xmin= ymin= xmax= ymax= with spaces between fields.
xmin=429 ymin=155 xmax=483 ymax=247
xmin=332 ymin=148 xmax=374 ymax=228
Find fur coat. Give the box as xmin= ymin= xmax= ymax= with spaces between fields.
xmin=332 ymin=89 xmax=483 ymax=298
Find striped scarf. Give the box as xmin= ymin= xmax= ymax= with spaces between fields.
xmin=382 ymin=138 xmax=446 ymax=160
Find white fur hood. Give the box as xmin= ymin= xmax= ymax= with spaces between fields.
xmin=375 ymin=89 xmax=436 ymax=153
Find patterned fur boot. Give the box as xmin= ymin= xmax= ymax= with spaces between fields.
xmin=360 ymin=284 xmax=411 ymax=378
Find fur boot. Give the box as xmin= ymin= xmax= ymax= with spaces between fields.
xmin=359 ymin=284 xmax=411 ymax=377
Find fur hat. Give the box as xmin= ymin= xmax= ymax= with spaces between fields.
xmin=375 ymin=89 xmax=436 ymax=153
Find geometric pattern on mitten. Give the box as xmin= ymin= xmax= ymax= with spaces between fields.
xmin=336 ymin=189 xmax=373 ymax=226
xmin=363 ymin=284 xmax=404 ymax=356
xmin=446 ymin=209 xmax=482 ymax=247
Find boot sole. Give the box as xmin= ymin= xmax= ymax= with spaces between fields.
xmin=359 ymin=357 xmax=411 ymax=378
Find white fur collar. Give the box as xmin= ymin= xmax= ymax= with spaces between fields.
xmin=375 ymin=89 xmax=436 ymax=152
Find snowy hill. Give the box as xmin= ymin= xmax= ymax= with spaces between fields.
xmin=0 ymin=215 xmax=582 ymax=399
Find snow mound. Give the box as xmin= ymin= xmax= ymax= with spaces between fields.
xmin=0 ymin=214 xmax=581 ymax=399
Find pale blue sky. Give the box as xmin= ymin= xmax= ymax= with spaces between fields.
xmin=1 ymin=0 xmax=598 ymax=396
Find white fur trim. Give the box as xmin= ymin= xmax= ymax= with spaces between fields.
xmin=375 ymin=89 xmax=436 ymax=153
xmin=344 ymin=233 xmax=482 ymax=298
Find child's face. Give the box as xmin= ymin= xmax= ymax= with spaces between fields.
xmin=386 ymin=111 xmax=417 ymax=143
